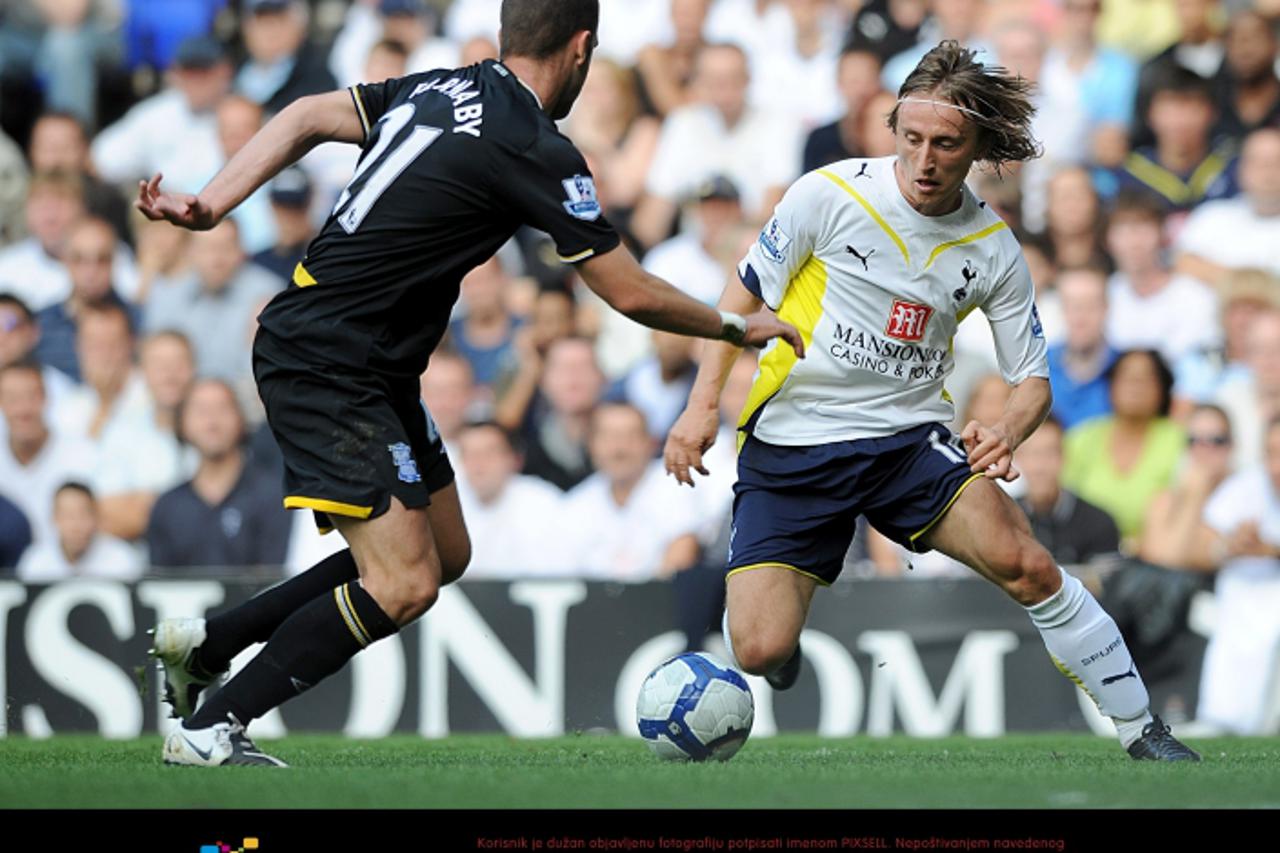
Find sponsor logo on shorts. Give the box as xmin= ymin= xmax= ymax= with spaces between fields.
xmin=388 ymin=442 xmax=422 ymax=484
xmin=758 ymin=217 xmax=792 ymax=263
xmin=884 ymin=299 xmax=933 ymax=342
xmin=1031 ymin=303 xmax=1044 ymax=338
xmin=562 ymin=175 xmax=602 ymax=221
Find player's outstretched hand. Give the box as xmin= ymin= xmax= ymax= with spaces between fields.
xmin=961 ymin=420 xmax=1020 ymax=482
xmin=664 ymin=405 xmax=720 ymax=487
xmin=742 ymin=309 xmax=805 ymax=358
xmin=135 ymin=174 xmax=218 ymax=230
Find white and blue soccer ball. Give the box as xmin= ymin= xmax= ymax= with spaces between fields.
xmin=635 ymin=651 xmax=754 ymax=762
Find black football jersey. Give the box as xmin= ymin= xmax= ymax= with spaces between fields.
xmin=256 ymin=60 xmax=619 ymax=380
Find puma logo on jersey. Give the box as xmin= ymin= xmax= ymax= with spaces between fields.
xmin=845 ymin=244 xmax=875 ymax=270
xmin=853 ymin=162 xmax=871 ymax=179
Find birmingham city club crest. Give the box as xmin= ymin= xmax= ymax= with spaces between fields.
xmin=387 ymin=442 xmax=422 ymax=483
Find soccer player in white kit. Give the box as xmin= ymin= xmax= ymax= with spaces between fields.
xmin=664 ymin=42 xmax=1199 ymax=760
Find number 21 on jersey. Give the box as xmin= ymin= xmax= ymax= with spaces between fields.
xmin=332 ymin=103 xmax=442 ymax=234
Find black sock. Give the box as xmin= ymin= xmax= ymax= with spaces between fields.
xmin=189 ymin=581 xmax=398 ymax=728
xmin=198 ymin=549 xmax=360 ymax=674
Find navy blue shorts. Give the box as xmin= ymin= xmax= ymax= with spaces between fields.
xmin=727 ymin=423 xmax=982 ymax=585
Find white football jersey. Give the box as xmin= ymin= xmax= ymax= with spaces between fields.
xmin=737 ymin=156 xmax=1048 ymax=446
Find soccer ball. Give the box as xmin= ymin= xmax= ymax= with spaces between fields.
xmin=635 ymin=651 xmax=754 ymax=762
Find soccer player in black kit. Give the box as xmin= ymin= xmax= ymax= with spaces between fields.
xmin=137 ymin=0 xmax=803 ymax=767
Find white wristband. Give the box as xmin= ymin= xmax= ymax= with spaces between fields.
xmin=718 ymin=310 xmax=747 ymax=345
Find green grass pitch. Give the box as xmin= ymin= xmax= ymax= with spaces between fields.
xmin=2 ymin=734 xmax=1278 ymax=809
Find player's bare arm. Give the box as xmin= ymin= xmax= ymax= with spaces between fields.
xmin=961 ymin=376 xmax=1051 ymax=481
xmin=663 ymin=276 xmax=765 ymax=487
xmin=136 ymin=89 xmax=365 ymax=229
xmin=577 ymin=244 xmax=802 ymax=354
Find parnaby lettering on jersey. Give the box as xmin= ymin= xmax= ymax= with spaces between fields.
xmin=411 ymin=77 xmax=485 ymax=137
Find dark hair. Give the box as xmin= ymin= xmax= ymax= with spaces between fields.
xmin=1147 ymin=65 xmax=1214 ymax=105
xmin=1108 ymin=190 xmax=1166 ymax=228
xmin=55 ymin=480 xmax=95 ymax=502
xmin=0 ymin=293 xmax=34 ymax=323
xmin=499 ymin=0 xmax=599 ymax=60
xmin=889 ymin=41 xmax=1041 ymax=167
xmin=0 ymin=358 xmax=44 ymax=387
xmin=838 ymin=44 xmax=882 ymax=68
xmin=588 ymin=400 xmax=648 ymax=437
xmin=1105 ymin=349 xmax=1175 ymax=418
xmin=371 ymin=38 xmax=410 ymax=60
xmin=77 ymin=302 xmax=136 ymax=339
xmin=461 ymin=419 xmax=523 ymax=455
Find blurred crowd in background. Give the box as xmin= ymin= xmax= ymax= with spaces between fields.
xmin=0 ymin=0 xmax=1278 ymax=734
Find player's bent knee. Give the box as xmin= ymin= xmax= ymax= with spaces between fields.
xmin=730 ymin=631 xmax=796 ymax=676
xmin=362 ymin=572 xmax=440 ymax=625
xmin=1003 ymin=546 xmax=1060 ymax=606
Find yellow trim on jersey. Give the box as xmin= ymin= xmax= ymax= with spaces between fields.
xmin=923 ymin=221 xmax=1009 ymax=270
xmin=726 ymin=562 xmax=832 ymax=587
xmin=349 ymin=86 xmax=372 ymax=137
xmin=334 ymin=586 xmax=371 ymax=647
xmin=907 ymin=472 xmax=984 ymax=548
xmin=558 ymin=248 xmax=595 ymax=263
xmin=816 ymin=168 xmax=910 ymax=265
xmin=737 ymin=256 xmax=828 ymax=449
xmin=284 ymin=496 xmax=374 ymax=519
xmin=293 ymin=262 xmax=317 ymax=287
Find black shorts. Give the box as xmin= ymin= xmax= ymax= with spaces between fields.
xmin=253 ymin=329 xmax=454 ymax=531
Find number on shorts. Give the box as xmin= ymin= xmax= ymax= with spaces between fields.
xmin=929 ymin=430 xmax=967 ymax=464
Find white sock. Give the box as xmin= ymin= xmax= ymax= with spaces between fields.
xmin=721 ymin=609 xmax=744 ymax=671
xmin=1025 ymin=567 xmax=1153 ymax=748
